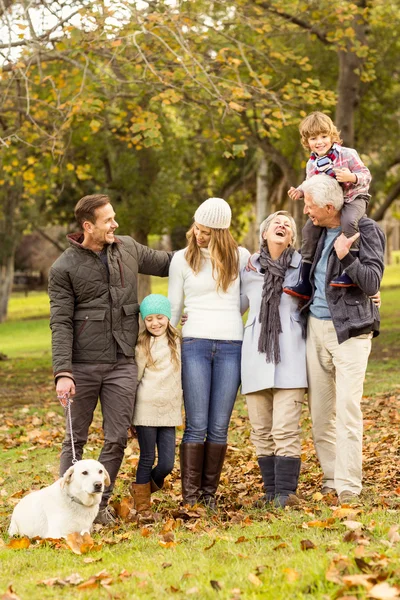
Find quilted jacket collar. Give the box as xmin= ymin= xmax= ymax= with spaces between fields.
xmin=67 ymin=232 xmax=121 ymax=249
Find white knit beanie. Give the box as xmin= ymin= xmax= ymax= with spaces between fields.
xmin=194 ymin=197 xmax=231 ymax=230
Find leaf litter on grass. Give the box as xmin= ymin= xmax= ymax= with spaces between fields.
xmin=2 ymin=386 xmax=400 ymax=597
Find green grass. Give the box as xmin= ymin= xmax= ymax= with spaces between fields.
xmin=1 ymin=279 xmax=400 ymax=598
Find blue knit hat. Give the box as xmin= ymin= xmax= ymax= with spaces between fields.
xmin=140 ymin=294 xmax=171 ymax=320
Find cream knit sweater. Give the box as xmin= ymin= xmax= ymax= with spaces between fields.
xmin=133 ymin=333 xmax=183 ymax=427
xmin=168 ymin=246 xmax=250 ymax=340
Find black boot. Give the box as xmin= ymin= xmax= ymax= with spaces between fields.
xmin=200 ymin=442 xmax=227 ymax=511
xmin=274 ymin=456 xmax=301 ymax=508
xmin=283 ymin=262 xmax=312 ymax=300
xmin=254 ymin=455 xmax=275 ymax=507
xmin=180 ymin=443 xmax=204 ymax=506
xmin=330 ymin=250 xmax=358 ymax=288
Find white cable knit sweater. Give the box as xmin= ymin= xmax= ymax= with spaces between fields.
xmin=168 ymin=246 xmax=250 ymax=340
xmin=133 ymin=333 xmax=183 ymax=427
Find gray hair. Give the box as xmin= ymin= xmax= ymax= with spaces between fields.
xmin=259 ymin=210 xmax=297 ymax=247
xmin=301 ymin=174 xmax=344 ymax=210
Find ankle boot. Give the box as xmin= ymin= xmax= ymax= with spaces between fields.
xmin=130 ymin=482 xmax=151 ymax=513
xmin=180 ymin=443 xmax=204 ymax=506
xmin=330 ymin=250 xmax=358 ymax=288
xmin=201 ymin=442 xmax=227 ymax=511
xmin=274 ymin=456 xmax=301 ymax=508
xmin=254 ymin=455 xmax=275 ymax=506
xmin=150 ymin=479 xmax=161 ymax=493
xmin=283 ymin=262 xmax=312 ymax=300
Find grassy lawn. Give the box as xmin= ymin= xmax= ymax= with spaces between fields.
xmin=0 ymin=271 xmax=399 ymax=599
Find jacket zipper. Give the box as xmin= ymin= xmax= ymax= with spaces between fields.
xmin=77 ymin=316 xmax=89 ymax=337
xmin=117 ymin=258 xmax=125 ymax=288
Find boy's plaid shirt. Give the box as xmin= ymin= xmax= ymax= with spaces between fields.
xmin=300 ymin=144 xmax=371 ymax=203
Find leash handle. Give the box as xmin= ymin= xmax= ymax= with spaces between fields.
xmin=57 ymin=392 xmax=77 ymax=465
xmin=66 ymin=400 xmax=78 ymax=464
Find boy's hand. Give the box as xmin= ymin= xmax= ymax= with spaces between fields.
xmin=334 ymin=167 xmax=357 ymax=184
xmin=288 ymin=187 xmax=304 ymax=201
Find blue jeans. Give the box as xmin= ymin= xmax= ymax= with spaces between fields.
xmin=181 ymin=338 xmax=242 ymax=444
xmin=135 ymin=426 xmax=176 ymax=487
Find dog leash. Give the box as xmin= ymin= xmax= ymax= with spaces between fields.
xmin=57 ymin=392 xmax=78 ymax=464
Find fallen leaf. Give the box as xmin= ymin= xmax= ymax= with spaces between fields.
xmin=343 ymin=520 xmax=363 ymax=530
xmin=204 ymin=539 xmax=216 ymax=551
xmin=162 ymin=562 xmax=172 ymax=569
xmin=388 ymin=525 xmax=400 ymax=544
xmin=342 ymin=574 xmax=375 ymax=590
xmin=210 ymin=580 xmax=222 ymax=590
xmin=248 ymin=573 xmax=262 ymax=586
xmin=283 ymin=568 xmax=300 ymax=582
xmin=235 ymin=536 xmax=248 ymax=544
xmin=333 ymin=507 xmax=361 ymax=519
xmin=312 ymin=492 xmax=323 ymax=501
xmin=1 ymin=585 xmax=21 ymax=599
xmin=66 ymin=532 xmax=95 ymax=555
xmin=307 ymin=518 xmax=336 ymax=528
xmin=300 ymin=539 xmax=316 ymax=550
xmin=140 ymin=527 xmax=151 ymax=537
xmin=274 ymin=542 xmax=288 ymax=550
xmin=6 ymin=537 xmax=30 ymax=550
xmin=368 ymin=582 xmax=400 ymax=599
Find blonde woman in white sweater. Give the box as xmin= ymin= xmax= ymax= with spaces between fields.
xmin=130 ymin=294 xmax=183 ymax=513
xmin=168 ymin=198 xmax=250 ymax=510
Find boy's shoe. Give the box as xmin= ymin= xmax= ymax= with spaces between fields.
xmin=94 ymin=505 xmax=118 ymax=525
xmin=338 ymin=490 xmax=359 ymax=504
xmin=283 ymin=262 xmax=312 ymax=300
xmin=330 ymin=272 xmax=357 ymax=288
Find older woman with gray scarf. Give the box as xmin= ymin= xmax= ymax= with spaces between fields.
xmin=241 ymin=211 xmax=307 ymax=508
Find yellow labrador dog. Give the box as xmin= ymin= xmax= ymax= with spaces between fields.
xmin=8 ymin=459 xmax=110 ymax=539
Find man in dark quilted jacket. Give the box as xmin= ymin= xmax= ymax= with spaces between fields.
xmin=48 ymin=194 xmax=172 ymax=524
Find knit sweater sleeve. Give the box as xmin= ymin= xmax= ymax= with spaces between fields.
xmin=168 ymin=250 xmax=186 ymax=328
xmin=135 ymin=345 xmax=147 ymax=382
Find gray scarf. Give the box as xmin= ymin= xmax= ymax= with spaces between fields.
xmin=258 ymin=244 xmax=294 ymax=364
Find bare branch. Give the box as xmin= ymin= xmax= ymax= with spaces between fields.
xmin=256 ymin=1 xmax=331 ymax=45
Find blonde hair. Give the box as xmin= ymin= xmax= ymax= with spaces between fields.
xmin=185 ymin=225 xmax=239 ymax=293
xmin=137 ymin=322 xmax=181 ymax=369
xmin=299 ymin=111 xmax=343 ymax=151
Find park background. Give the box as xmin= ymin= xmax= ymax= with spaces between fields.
xmin=1 ymin=0 xmax=400 ymax=599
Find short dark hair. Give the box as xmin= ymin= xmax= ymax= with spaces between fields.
xmin=74 ymin=194 xmax=110 ymax=228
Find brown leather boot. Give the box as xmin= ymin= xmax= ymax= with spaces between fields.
xmin=180 ymin=443 xmax=204 ymax=506
xmin=130 ymin=482 xmax=151 ymax=512
xmin=200 ymin=442 xmax=227 ymax=511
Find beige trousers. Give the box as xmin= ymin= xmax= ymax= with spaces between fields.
xmin=245 ymin=388 xmax=305 ymax=458
xmin=307 ymin=316 xmax=372 ymax=495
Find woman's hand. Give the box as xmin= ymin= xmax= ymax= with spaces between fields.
xmin=245 ymin=256 xmax=257 ymax=272
xmin=181 ymin=313 xmax=188 ymax=326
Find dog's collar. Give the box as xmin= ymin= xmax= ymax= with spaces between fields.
xmin=67 ymin=493 xmax=86 ymax=506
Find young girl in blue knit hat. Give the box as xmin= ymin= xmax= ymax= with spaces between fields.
xmin=130 ymin=294 xmax=183 ymax=514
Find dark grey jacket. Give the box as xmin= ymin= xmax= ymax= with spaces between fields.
xmin=49 ymin=233 xmax=172 ymax=377
xmin=302 ymin=217 xmax=385 ymax=344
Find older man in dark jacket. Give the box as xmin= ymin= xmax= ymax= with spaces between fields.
xmin=291 ymin=175 xmax=385 ymax=505
xmin=49 ymin=194 xmax=172 ymax=524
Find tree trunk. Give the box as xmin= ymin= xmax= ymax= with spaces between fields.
xmin=0 ymin=252 xmax=15 ymax=323
xmin=0 ymin=187 xmax=20 ymax=322
xmin=335 ymin=14 xmax=367 ymax=146
xmin=251 ymin=153 xmax=270 ymax=251
xmin=133 ymin=228 xmax=151 ymax=302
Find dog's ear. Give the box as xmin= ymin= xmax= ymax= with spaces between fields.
xmin=60 ymin=466 xmax=74 ymax=488
xmin=103 ymin=467 xmax=111 ymax=487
